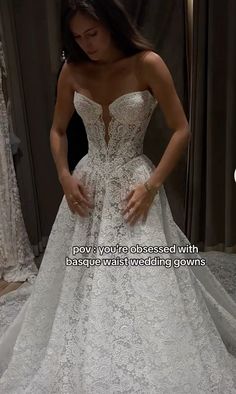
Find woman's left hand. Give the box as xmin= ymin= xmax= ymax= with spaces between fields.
xmin=122 ymin=183 xmax=159 ymax=225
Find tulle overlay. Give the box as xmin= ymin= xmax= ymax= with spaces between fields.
xmin=0 ymin=90 xmax=236 ymax=393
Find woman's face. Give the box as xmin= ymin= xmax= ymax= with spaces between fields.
xmin=69 ymin=12 xmax=113 ymax=60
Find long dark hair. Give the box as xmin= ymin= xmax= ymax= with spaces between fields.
xmin=62 ymin=0 xmax=156 ymax=64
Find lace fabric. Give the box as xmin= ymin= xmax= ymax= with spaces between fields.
xmin=0 ymin=47 xmax=38 ymax=283
xmin=0 ymin=90 xmax=236 ymax=393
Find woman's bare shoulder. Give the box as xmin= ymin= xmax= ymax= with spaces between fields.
xmin=138 ymin=50 xmax=160 ymax=64
xmin=138 ymin=51 xmax=169 ymax=81
xmin=63 ymin=60 xmax=89 ymax=89
xmin=56 ymin=61 xmax=78 ymax=97
xmin=58 ymin=61 xmax=82 ymax=92
xmin=58 ymin=61 xmax=73 ymax=83
xmin=61 ymin=60 xmax=77 ymax=78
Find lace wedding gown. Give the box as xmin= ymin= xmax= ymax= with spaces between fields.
xmin=0 ymin=89 xmax=236 ymax=393
xmin=0 ymin=42 xmax=37 ymax=282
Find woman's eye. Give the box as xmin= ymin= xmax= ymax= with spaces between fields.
xmin=75 ymin=32 xmax=97 ymax=40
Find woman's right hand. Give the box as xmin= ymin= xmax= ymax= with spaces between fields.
xmin=60 ymin=173 xmax=94 ymax=216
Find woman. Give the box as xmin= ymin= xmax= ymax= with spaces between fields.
xmin=55 ymin=1 xmax=190 ymax=222
xmin=0 ymin=0 xmax=236 ymax=392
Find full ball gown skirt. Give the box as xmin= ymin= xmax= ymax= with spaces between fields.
xmin=0 ymin=90 xmax=236 ymax=393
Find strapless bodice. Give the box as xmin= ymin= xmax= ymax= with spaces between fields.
xmin=73 ymin=90 xmax=158 ymax=170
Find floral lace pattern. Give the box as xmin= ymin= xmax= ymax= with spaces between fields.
xmin=0 ymin=54 xmax=38 ymax=282
xmin=0 ymin=91 xmax=236 ymax=393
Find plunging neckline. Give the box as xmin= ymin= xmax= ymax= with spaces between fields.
xmin=74 ymin=89 xmax=153 ymax=109
xmin=74 ymin=89 xmax=155 ymax=150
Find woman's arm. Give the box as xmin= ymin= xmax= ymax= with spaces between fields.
xmin=50 ymin=62 xmax=75 ymax=185
xmin=50 ymin=62 xmax=94 ymax=215
xmin=141 ymin=52 xmax=191 ymax=190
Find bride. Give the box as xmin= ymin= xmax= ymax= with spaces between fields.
xmin=0 ymin=0 xmax=236 ymax=392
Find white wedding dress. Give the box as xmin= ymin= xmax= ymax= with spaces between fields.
xmin=0 ymin=41 xmax=37 ymax=282
xmin=0 ymin=89 xmax=236 ymax=393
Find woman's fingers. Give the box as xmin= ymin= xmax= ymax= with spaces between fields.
xmin=67 ymin=199 xmax=76 ymax=214
xmin=75 ymin=202 xmax=89 ymax=216
xmin=125 ymin=203 xmax=150 ymax=225
xmin=123 ymin=189 xmax=134 ymax=202
xmin=75 ymin=197 xmax=92 ymax=216
xmin=124 ymin=205 xmax=140 ymax=224
xmin=67 ymin=193 xmax=90 ymax=217
xmin=142 ymin=208 xmax=148 ymax=224
xmin=122 ymin=199 xmax=136 ymax=215
xmin=77 ymin=183 xmax=95 ymax=208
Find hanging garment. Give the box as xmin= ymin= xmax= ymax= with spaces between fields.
xmin=0 ymin=40 xmax=37 ymax=282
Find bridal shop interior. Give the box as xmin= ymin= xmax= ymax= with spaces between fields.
xmin=0 ymin=0 xmax=236 ymax=392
